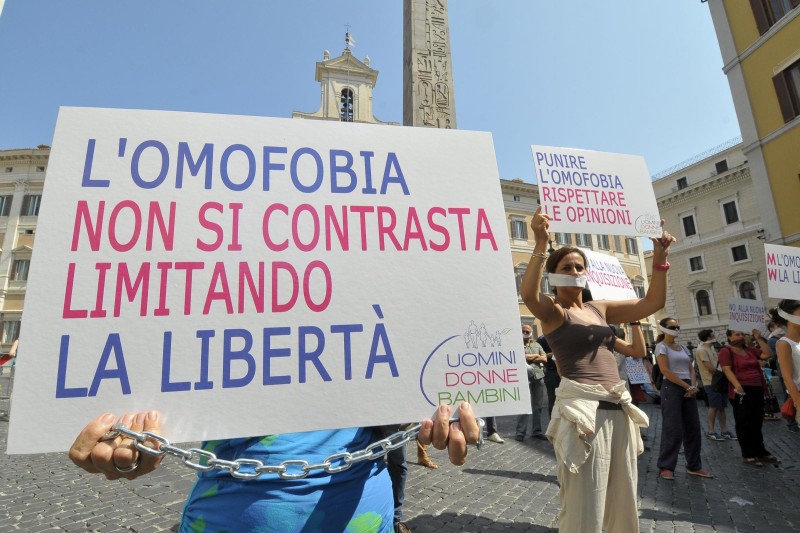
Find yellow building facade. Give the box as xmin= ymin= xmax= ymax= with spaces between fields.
xmin=707 ymin=2 xmax=800 ymax=246
xmin=0 ymin=146 xmax=48 ymax=353
xmin=647 ymin=141 xmax=777 ymax=342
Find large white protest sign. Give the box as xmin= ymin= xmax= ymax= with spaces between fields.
xmin=765 ymin=243 xmax=800 ymax=300
xmin=8 ymin=107 xmax=529 ymax=453
xmin=531 ymin=145 xmax=661 ymax=237
xmin=727 ymin=298 xmax=767 ymax=333
xmin=582 ymin=249 xmax=638 ymax=301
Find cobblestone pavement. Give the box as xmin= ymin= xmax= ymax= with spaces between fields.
xmin=1 ymin=398 xmax=798 ymax=532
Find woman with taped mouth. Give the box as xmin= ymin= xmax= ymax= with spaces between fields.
xmin=519 ymin=206 xmax=674 ymax=533
xmin=653 ymin=317 xmax=713 ymax=480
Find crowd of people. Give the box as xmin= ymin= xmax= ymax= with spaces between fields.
xmin=66 ymin=205 xmax=800 ymax=532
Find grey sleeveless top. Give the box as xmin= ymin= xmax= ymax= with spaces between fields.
xmin=544 ymin=303 xmax=620 ymax=389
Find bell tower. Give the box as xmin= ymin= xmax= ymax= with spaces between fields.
xmin=292 ymin=35 xmax=397 ymax=125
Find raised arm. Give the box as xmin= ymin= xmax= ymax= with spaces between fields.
xmin=603 ymin=224 xmax=675 ymax=324
xmin=752 ymin=329 xmax=773 ymax=359
xmin=614 ymin=322 xmax=646 ymax=359
xmin=519 ymin=207 xmax=559 ymax=326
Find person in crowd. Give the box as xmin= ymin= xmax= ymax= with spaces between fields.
xmin=484 ymin=416 xmax=504 ymax=443
xmin=610 ymin=324 xmax=647 ymax=395
xmin=70 ymin=406 xmax=478 ymax=532
xmin=515 ymin=324 xmax=548 ymax=441
xmin=641 ymin=345 xmax=657 ymax=395
xmin=7 ymin=338 xmax=17 ymax=362
xmin=766 ymin=318 xmax=798 ymax=432
xmin=695 ymin=329 xmax=735 ymax=441
xmin=381 ymin=423 xmax=410 ymax=533
xmin=766 ymin=321 xmax=784 ymax=353
xmin=719 ymin=329 xmax=778 ymax=467
xmin=519 ymin=206 xmax=672 ymax=533
xmin=654 ymin=318 xmax=713 ymax=480
xmin=770 ymin=300 xmax=800 ymax=432
xmin=539 ymin=334 xmax=560 ymax=418
xmin=611 ymin=325 xmax=629 ymax=390
xmin=610 ymin=323 xmax=649 ymax=445
xmin=0 ymin=338 xmax=15 ymax=421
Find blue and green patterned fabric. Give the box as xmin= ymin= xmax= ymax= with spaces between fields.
xmin=180 ymin=428 xmax=393 ymax=532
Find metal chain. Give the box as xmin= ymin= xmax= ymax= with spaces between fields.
xmin=104 ymin=420 xmax=483 ymax=480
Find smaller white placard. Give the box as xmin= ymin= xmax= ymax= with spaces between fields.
xmin=765 ymin=243 xmax=800 ymax=300
xmin=727 ymin=298 xmax=767 ymax=333
xmin=625 ymin=358 xmax=651 ymax=385
xmin=583 ymin=249 xmax=637 ymax=301
xmin=531 ymin=145 xmax=662 ymax=237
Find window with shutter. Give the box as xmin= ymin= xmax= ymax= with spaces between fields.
xmin=773 ymin=59 xmax=800 ymax=123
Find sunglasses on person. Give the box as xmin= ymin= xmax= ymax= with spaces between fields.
xmin=665 ymin=325 xmax=680 ymax=331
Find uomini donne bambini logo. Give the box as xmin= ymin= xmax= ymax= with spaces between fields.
xmin=419 ymin=321 xmax=522 ymax=407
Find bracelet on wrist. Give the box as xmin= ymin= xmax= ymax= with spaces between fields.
xmin=531 ymin=251 xmax=548 ymax=259
xmin=653 ymin=262 xmax=670 ymax=271
xmin=629 ymin=321 xmax=641 ymax=326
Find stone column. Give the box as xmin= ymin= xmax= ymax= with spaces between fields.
xmin=403 ymin=0 xmax=457 ymax=128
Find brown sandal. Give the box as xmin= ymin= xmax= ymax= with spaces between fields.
xmin=760 ymin=455 xmax=781 ymax=464
xmin=416 ymin=442 xmax=439 ymax=469
xmin=743 ymin=458 xmax=763 ymax=468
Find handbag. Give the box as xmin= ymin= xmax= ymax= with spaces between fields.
xmin=710 ymin=351 xmax=728 ymax=394
xmin=695 ymin=384 xmax=708 ymax=403
xmin=711 ymin=370 xmax=728 ymax=393
xmin=781 ymin=398 xmax=796 ymax=420
xmin=652 ymin=362 xmax=664 ymax=390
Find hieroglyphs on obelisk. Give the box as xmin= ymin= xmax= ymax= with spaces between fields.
xmin=403 ymin=0 xmax=457 ymax=128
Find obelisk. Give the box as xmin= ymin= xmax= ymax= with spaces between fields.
xmin=403 ymin=0 xmax=457 ymax=128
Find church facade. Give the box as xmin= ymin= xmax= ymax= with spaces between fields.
xmin=292 ymin=46 xmax=397 ymax=125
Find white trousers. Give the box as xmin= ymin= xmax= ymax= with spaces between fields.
xmin=556 ymin=408 xmax=639 ymax=533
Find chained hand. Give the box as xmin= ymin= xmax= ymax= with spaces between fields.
xmin=417 ymin=402 xmax=480 ymax=466
xmin=69 ymin=411 xmax=164 ymax=480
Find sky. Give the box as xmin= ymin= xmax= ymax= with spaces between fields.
xmin=0 ymin=1 xmax=741 ymax=181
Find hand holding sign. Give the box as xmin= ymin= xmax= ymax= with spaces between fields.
xmin=531 ymin=145 xmax=662 ymax=238
xmin=418 ymin=402 xmax=480 ymax=466
xmin=530 ymin=206 xmax=551 ymax=246
xmin=650 ymin=219 xmax=676 ymax=264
